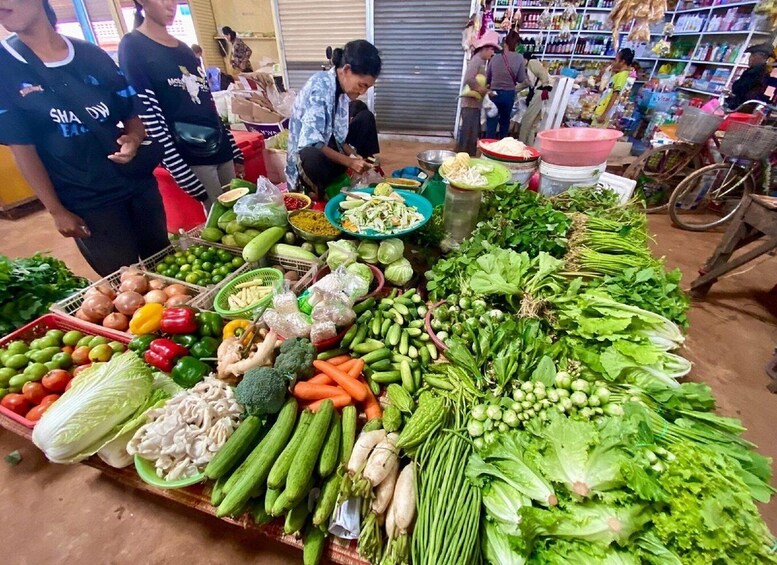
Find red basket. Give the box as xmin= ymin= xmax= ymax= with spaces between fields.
xmin=312 ymin=264 xmax=385 ymax=302
xmin=0 ymin=314 xmax=131 ymax=429
xmin=719 ymin=112 xmax=761 ymax=131
xmin=424 ymin=300 xmax=448 ymax=352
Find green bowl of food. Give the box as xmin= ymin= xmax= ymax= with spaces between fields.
xmin=288 ymin=209 xmax=342 ymax=243
xmin=134 ymin=455 xmax=205 ymax=489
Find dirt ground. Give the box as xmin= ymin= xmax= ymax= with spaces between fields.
xmin=1 ymin=139 xmax=776 ymax=564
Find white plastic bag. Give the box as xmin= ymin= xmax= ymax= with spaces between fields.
xmin=233 ymin=177 xmax=288 ymax=229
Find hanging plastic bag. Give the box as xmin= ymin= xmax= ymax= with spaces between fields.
xmin=233 ymin=177 xmax=288 ymax=229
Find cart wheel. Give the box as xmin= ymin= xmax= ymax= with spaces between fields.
xmin=624 ymin=144 xmax=701 ymax=213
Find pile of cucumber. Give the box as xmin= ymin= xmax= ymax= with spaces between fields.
xmin=203 ymin=399 xmax=357 ymax=565
xmin=334 ymin=289 xmax=437 ymax=396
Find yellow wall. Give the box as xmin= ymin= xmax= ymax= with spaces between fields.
xmin=0 ymin=147 xmax=36 ymax=211
xmin=211 ymin=0 xmax=280 ymax=69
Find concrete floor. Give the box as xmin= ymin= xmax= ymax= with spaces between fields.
xmin=1 ymin=139 xmax=776 ymax=563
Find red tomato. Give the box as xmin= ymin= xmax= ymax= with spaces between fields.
xmin=22 ymin=382 xmax=48 ymax=405
xmin=71 ymin=346 xmax=91 ymax=365
xmin=1 ymin=394 xmax=31 ymax=416
xmin=25 ymin=404 xmax=49 ymax=422
xmin=42 ymin=369 xmax=71 ymax=392
xmin=61 ymin=345 xmax=74 ymax=355
xmin=65 ymin=379 xmax=73 ymax=391
xmin=72 ymin=364 xmax=92 ymax=377
xmin=39 ymin=394 xmax=60 ymax=407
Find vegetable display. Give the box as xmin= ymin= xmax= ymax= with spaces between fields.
xmin=339 ymin=186 xmax=424 ymax=235
xmin=153 ymin=245 xmax=245 ymax=286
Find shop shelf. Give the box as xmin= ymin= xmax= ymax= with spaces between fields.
xmin=678 ymin=85 xmax=718 ymax=96
xmin=672 ymin=0 xmax=760 ymax=14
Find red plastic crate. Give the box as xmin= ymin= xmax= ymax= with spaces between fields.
xmin=0 ymin=314 xmax=130 ymax=429
xmin=231 ymin=130 xmax=268 ymax=183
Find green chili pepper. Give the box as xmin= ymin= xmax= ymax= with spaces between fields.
xmin=196 ymin=312 xmax=224 ymax=338
xmin=171 ymin=356 xmax=210 ymax=388
xmin=190 ymin=336 xmax=219 ymax=360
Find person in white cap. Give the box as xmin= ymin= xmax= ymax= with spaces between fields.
xmin=458 ymin=30 xmax=500 ymax=156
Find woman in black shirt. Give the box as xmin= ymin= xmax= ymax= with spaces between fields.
xmin=120 ymin=0 xmax=243 ymax=209
xmin=0 ymin=0 xmax=169 ymax=276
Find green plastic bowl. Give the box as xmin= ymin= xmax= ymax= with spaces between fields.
xmin=134 ymin=456 xmax=205 ymax=489
xmin=213 ymin=267 xmax=284 ymax=318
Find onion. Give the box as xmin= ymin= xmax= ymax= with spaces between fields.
xmin=80 ymin=294 xmax=114 ymax=322
xmin=94 ymin=283 xmax=117 ymax=300
xmin=148 ymin=279 xmax=166 ymax=291
xmin=114 ymin=291 xmax=145 ymax=315
xmin=74 ymin=309 xmax=93 ymax=322
xmin=103 ymin=312 xmax=129 ymax=331
xmin=164 ymin=283 xmax=189 ymax=297
xmin=144 ymin=289 xmax=168 ymax=304
xmin=119 ymin=275 xmax=149 ymax=294
xmin=120 ymin=267 xmax=143 ymax=282
xmin=165 ymin=294 xmax=191 ymax=307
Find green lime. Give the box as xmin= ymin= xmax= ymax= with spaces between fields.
xmin=46 ymin=329 xmax=65 ymax=342
xmin=192 ymin=247 xmax=204 ymax=257
xmin=201 ymin=261 xmax=213 ymax=272
xmin=156 ymin=263 xmax=167 ymax=274
xmin=185 ymin=273 xmax=200 ymax=284
xmin=211 ymin=274 xmax=224 ymax=284
xmin=232 ymin=256 xmax=246 ymax=268
xmin=165 ymin=255 xmax=177 ymax=264
xmin=179 ymin=264 xmax=192 ymax=273
xmin=175 ymin=256 xmax=187 ymax=266
xmin=217 ymin=250 xmax=232 ymax=263
xmin=185 ymin=254 xmax=196 ymax=263
xmin=62 ymin=330 xmax=83 ymax=346
xmin=174 ymin=250 xmax=184 ymax=258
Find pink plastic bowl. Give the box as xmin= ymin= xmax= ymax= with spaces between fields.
xmin=536 ymin=128 xmax=623 ymax=166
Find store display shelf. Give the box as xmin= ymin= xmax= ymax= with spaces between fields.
xmin=678 ymin=85 xmax=720 ymax=96
xmin=541 ymin=53 xmax=613 ymax=59
xmin=700 ymin=30 xmax=770 ymax=35
xmin=672 ymin=1 xmax=759 ymax=14
xmin=686 ymin=59 xmax=740 ymax=66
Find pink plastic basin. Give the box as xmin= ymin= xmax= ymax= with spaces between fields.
xmin=536 ymin=128 xmax=623 ymax=166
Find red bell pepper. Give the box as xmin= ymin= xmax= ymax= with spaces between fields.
xmin=143 ymin=338 xmax=189 ymax=373
xmin=160 ymin=307 xmax=199 ymax=335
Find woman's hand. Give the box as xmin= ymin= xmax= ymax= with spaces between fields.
xmin=52 ymin=209 xmax=91 ymax=238
xmin=108 ymin=134 xmax=141 ymax=164
xmin=349 ymin=157 xmax=370 ymax=174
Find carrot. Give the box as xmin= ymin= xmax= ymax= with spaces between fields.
xmin=347 ymin=358 xmax=365 ymax=378
xmin=327 ymin=355 xmax=352 ymax=366
xmin=338 ymin=359 xmax=359 ymax=372
xmin=310 ymin=394 xmax=352 ymax=412
xmin=293 ymin=382 xmax=349 ymax=401
xmin=360 ymin=378 xmax=383 ymax=421
xmin=313 ymin=360 xmax=369 ymax=402
xmin=308 ymin=373 xmax=336 ymax=385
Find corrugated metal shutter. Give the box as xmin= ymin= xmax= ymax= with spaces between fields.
xmin=83 ymin=0 xmax=113 ymax=21
xmin=277 ymin=0 xmax=366 ymax=90
xmin=187 ymin=0 xmax=224 ymax=69
xmin=50 ymin=0 xmax=77 ymax=23
xmin=373 ymin=0 xmax=470 ymax=134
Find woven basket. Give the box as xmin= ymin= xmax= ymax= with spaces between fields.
xmin=213 ymin=268 xmax=284 ymax=318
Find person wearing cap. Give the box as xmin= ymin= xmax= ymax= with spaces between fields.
xmin=458 ymin=30 xmax=500 ymax=156
xmin=726 ymin=43 xmax=773 ymax=110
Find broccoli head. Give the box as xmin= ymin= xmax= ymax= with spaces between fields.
xmin=235 ymin=367 xmax=288 ymax=417
xmin=275 ymin=338 xmax=316 ymax=380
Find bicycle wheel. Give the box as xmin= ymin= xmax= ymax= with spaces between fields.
xmin=668 ymin=162 xmax=753 ymax=231
xmin=624 ymin=144 xmax=701 ymax=213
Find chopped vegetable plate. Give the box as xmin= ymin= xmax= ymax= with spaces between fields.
xmin=440 ymin=157 xmax=512 ymax=191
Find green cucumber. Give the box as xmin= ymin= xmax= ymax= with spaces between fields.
xmin=285 ymin=400 xmax=334 ymax=503
xmin=303 ymin=524 xmax=327 ymax=565
xmin=269 ymin=243 xmax=318 ymax=262
xmin=267 ymin=410 xmax=314 ymax=489
xmin=340 ymin=405 xmax=357 ymax=466
xmin=340 ymin=324 xmax=359 ymax=349
xmin=272 ymin=477 xmax=313 ymax=516
xmin=362 ymin=348 xmax=392 ymax=365
xmin=312 ymin=472 xmax=342 ymax=527
xmin=399 ymin=331 xmax=410 ymax=356
xmin=265 ymin=486 xmax=282 ymax=515
xmin=373 ymin=371 xmax=401 ymax=384
xmin=387 ymin=323 xmax=402 ymax=347
xmin=349 ymin=325 xmax=368 ymax=350
xmin=317 ymin=348 xmax=347 ymax=361
xmin=204 ymin=415 xmax=263 ymax=479
xmin=353 ymin=339 xmax=384 ymax=354
xmin=426 ymin=343 xmax=439 ymax=360
xmin=400 ymin=360 xmax=415 ymax=393
xmin=368 ymin=358 xmax=392 ymax=371
xmin=242 ymin=226 xmax=286 ymax=263
xmin=284 ymin=499 xmax=311 ymax=535
xmin=210 ymin=475 xmax=229 ymax=507
xmin=205 ymin=201 xmax=228 ymax=229
xmin=249 ymin=499 xmax=272 ymax=526
xmin=353 ymin=297 xmax=376 ymax=315
xmin=318 ymin=413 xmax=341 ymax=478
xmin=380 ymin=318 xmax=392 ymax=337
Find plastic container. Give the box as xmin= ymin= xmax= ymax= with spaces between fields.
xmin=443 ymin=186 xmax=482 ymax=244
xmin=536 ymin=128 xmax=622 ymax=166
xmin=481 ymin=153 xmax=538 ymax=185
xmin=539 ymin=160 xmax=606 ymax=197
xmin=153 ymin=167 xmax=206 ymax=233
xmin=596 ymin=172 xmax=637 ymax=204
xmin=231 ymin=130 xmax=268 ymax=183
xmin=0 ymin=314 xmax=130 ymax=429
xmin=134 ymin=456 xmax=205 ymax=489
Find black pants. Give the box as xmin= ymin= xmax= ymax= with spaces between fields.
xmin=75 ymin=183 xmax=169 ymax=277
xmin=298 ymin=108 xmax=380 ymax=198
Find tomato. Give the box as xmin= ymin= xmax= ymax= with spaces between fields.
xmin=25 ymin=404 xmax=49 ymax=422
xmin=42 ymin=369 xmax=71 ymax=392
xmin=72 ymin=364 xmax=92 ymax=377
xmin=39 ymin=394 xmax=60 ymax=407
xmin=1 ymin=393 xmax=31 ymax=416
xmin=65 ymin=379 xmax=73 ymax=391
xmin=61 ymin=345 xmax=74 ymax=355
xmin=71 ymin=346 xmax=91 ymax=365
xmin=22 ymin=381 xmax=48 ymax=405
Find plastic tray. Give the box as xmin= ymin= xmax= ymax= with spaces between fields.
xmin=51 ymin=267 xmax=202 ymax=337
xmin=134 ymin=456 xmax=206 ymax=489
xmin=214 ymin=268 xmax=285 ymax=318
xmin=0 ymin=314 xmax=131 ymax=428
xmin=440 ymin=158 xmax=513 ymax=190
xmin=424 ymin=301 xmax=449 ymax=352
xmin=312 ymin=264 xmax=385 ymax=302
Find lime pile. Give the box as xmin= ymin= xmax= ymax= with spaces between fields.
xmin=154 ymin=245 xmax=245 ymax=286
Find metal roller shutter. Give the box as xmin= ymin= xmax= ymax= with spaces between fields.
xmin=49 ymin=0 xmax=77 ymax=23
xmin=187 ymin=0 xmax=224 ymax=69
xmin=276 ymin=0 xmax=366 ymax=90
xmin=373 ymin=0 xmax=471 ymax=134
xmin=83 ymin=0 xmax=113 ymax=21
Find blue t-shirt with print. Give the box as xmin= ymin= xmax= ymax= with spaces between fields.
xmin=0 ymin=35 xmax=146 ymax=212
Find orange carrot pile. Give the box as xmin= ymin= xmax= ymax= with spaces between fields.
xmin=292 ymin=356 xmax=382 ymax=419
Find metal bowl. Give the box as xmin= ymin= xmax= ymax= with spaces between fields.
xmin=288 ymin=209 xmax=342 ymax=243
xmin=417 ymin=149 xmax=457 ymax=175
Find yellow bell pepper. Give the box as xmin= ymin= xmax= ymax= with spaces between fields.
xmin=223 ymin=319 xmax=251 ymax=340
xmin=129 ymin=303 xmax=164 ymax=335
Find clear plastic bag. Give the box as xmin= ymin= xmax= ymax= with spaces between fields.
xmin=310 ymin=321 xmax=338 ymax=344
xmin=263 ymin=309 xmax=311 ymax=338
xmin=312 ymin=297 xmax=356 ymax=327
xmin=273 ymin=291 xmax=299 ymax=315
xmin=309 ymin=266 xmax=366 ymax=304
xmin=233 ymin=178 xmax=288 ymax=229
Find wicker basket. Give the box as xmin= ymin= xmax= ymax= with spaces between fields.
xmin=50 ymin=268 xmax=202 ymax=337
xmin=719 ymin=121 xmax=777 ymax=160
xmin=213 ymin=268 xmax=285 ymax=318
xmin=676 ymin=107 xmax=724 ymax=144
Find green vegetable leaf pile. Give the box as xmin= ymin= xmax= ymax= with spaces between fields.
xmin=0 ymin=254 xmax=87 ymax=335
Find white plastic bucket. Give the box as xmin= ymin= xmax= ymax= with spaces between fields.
xmin=539 ymin=160 xmax=606 ymax=197
xmin=481 ymin=154 xmax=538 ymax=185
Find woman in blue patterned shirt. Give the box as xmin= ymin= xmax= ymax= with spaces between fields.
xmin=285 ymin=40 xmax=381 ymax=199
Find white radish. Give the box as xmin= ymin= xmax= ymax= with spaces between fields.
xmin=392 ymin=464 xmax=417 ymax=534
xmin=384 ymin=494 xmax=398 ymax=540
xmin=371 ymin=457 xmax=399 ymax=514
xmin=347 ymin=429 xmax=386 ymax=474
xmin=363 ymin=432 xmax=399 ymax=487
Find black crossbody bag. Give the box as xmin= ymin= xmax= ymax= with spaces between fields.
xmin=9 ymin=35 xmax=163 ymax=179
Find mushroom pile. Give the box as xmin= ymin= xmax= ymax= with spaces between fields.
xmin=127 ymin=378 xmax=242 ymax=480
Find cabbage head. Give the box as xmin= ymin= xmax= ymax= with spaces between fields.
xmin=357 ymin=240 xmax=379 ymax=264
xmin=378 ymin=238 xmax=404 ymax=265
xmin=385 ymin=258 xmax=413 ymax=286
xmin=347 ymin=263 xmax=374 ymax=287
xmin=326 ymin=240 xmax=358 ymax=271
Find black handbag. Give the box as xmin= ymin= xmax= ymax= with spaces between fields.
xmin=9 ymin=36 xmax=163 ymax=179
xmin=171 ymin=121 xmax=223 ymax=160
